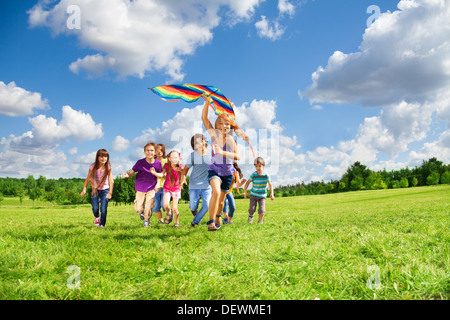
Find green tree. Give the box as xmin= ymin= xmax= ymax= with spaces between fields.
xmin=350 ymin=176 xmax=364 ymax=191
xmin=426 ymin=171 xmax=440 ymax=185
xmin=400 ymin=177 xmax=409 ymax=188
xmin=440 ymin=171 xmax=450 ymax=184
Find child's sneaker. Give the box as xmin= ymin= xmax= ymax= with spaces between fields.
xmin=248 ymin=216 xmax=253 ymax=224
xmin=258 ymin=220 xmax=263 ymax=224
xmin=94 ymin=217 xmax=100 ymax=226
xmin=144 ymin=220 xmax=150 ymax=228
xmin=140 ymin=214 xmax=145 ymax=220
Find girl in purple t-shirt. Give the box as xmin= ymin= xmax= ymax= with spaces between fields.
xmin=122 ymin=142 xmax=162 ymax=228
xmin=201 ymin=94 xmax=241 ymax=231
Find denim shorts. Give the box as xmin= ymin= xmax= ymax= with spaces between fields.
xmin=208 ymin=170 xmax=233 ymax=192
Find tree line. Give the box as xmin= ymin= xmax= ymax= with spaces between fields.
xmin=273 ymin=157 xmax=450 ymax=197
xmin=0 ymin=157 xmax=448 ymax=206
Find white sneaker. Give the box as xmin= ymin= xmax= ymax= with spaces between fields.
xmin=94 ymin=217 xmax=100 ymax=226
xmin=144 ymin=220 xmax=150 ymax=227
xmin=248 ymin=217 xmax=253 ymax=224
xmin=258 ymin=220 xmax=263 ymax=224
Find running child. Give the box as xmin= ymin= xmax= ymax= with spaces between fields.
xmin=243 ymin=157 xmax=274 ymax=224
xmin=152 ymin=143 xmax=167 ymax=224
xmin=80 ymin=149 xmax=114 ymax=228
xmin=122 ymin=142 xmax=162 ymax=228
xmin=201 ymin=93 xmax=241 ymax=231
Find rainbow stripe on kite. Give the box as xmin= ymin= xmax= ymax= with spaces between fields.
xmin=149 ymin=84 xmax=235 ymax=121
xmin=149 ymin=84 xmax=255 ymax=157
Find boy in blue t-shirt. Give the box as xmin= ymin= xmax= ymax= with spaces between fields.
xmin=243 ymin=157 xmax=275 ymax=224
xmin=180 ymin=133 xmax=212 ymax=226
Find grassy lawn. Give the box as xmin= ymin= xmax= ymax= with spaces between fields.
xmin=0 ymin=185 xmax=449 ymax=300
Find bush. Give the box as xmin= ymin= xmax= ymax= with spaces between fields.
xmin=426 ymin=172 xmax=440 ymax=185
xmin=441 ymin=171 xmax=450 ymax=184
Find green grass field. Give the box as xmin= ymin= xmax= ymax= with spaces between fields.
xmin=0 ymin=185 xmax=449 ymax=300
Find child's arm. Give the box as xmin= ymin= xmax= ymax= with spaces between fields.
xmin=150 ymin=167 xmax=164 ymax=178
xmin=80 ymin=168 xmax=92 ymax=196
xmin=268 ymin=181 xmax=274 ymax=200
xmin=243 ymin=179 xmax=251 ymax=199
xmin=122 ymin=169 xmax=135 ymax=179
xmin=213 ymin=136 xmax=240 ymax=161
xmin=180 ymin=166 xmax=190 ymax=189
xmin=107 ymin=171 xmax=114 ymax=199
xmin=201 ymin=94 xmax=216 ymax=141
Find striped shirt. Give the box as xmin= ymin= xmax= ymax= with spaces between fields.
xmin=248 ymin=171 xmax=271 ymax=198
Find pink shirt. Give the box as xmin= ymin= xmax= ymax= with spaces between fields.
xmin=163 ymin=163 xmax=183 ymax=192
xmin=90 ymin=163 xmax=110 ymax=190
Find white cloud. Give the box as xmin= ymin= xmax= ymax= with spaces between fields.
xmin=0 ymin=81 xmax=49 ymax=116
xmin=28 ymin=0 xmax=264 ymax=81
xmin=111 ymin=136 xmax=130 ymax=152
xmin=302 ymin=0 xmax=450 ymax=107
xmin=6 ymin=105 xmax=103 ymax=155
xmin=255 ymin=15 xmax=285 ymax=41
xmin=278 ymin=0 xmax=295 ymax=17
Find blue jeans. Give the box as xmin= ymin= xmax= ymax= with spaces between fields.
xmin=152 ymin=188 xmax=165 ymax=213
xmin=92 ymin=189 xmax=109 ymax=226
xmin=190 ymin=187 xmax=212 ymax=225
xmin=222 ymin=193 xmax=236 ymax=217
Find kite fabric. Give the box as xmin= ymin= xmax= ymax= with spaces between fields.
xmin=149 ymin=84 xmax=255 ymax=157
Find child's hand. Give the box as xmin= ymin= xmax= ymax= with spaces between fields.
xmin=106 ymin=192 xmax=112 ymax=200
xmin=243 ymin=191 xmax=247 ymax=199
xmin=121 ymin=172 xmax=129 ymax=179
xmin=149 ymin=167 xmax=156 ymax=175
xmin=80 ymin=188 xmax=86 ymax=197
xmin=212 ymin=143 xmax=222 ymax=156
xmin=270 ymin=194 xmax=275 ymax=201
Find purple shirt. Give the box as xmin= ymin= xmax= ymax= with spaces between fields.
xmin=132 ymin=158 xmax=162 ymax=192
xmin=208 ymin=139 xmax=236 ymax=176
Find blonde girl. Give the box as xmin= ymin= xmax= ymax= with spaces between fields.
xmin=201 ymin=93 xmax=240 ymax=231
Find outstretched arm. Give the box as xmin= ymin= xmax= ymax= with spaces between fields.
xmin=202 ymin=94 xmax=216 ymax=141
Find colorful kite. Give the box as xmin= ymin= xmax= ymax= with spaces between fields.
xmin=149 ymin=84 xmax=255 ymax=157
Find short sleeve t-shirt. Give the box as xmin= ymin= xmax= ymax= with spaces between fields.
xmin=132 ymin=158 xmax=162 ymax=193
xmin=248 ymin=171 xmax=271 ymax=198
xmin=184 ymin=149 xmax=212 ymax=190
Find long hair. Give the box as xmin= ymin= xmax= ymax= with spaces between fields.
xmin=166 ymin=150 xmax=181 ymax=187
xmin=88 ymin=149 xmax=110 ymax=195
xmin=233 ymin=162 xmax=243 ymax=179
xmin=155 ymin=143 xmax=166 ymax=159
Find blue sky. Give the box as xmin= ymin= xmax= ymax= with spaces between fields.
xmin=1 ymin=0 xmax=449 ymax=186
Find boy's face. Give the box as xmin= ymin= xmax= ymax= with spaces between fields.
xmin=144 ymin=146 xmax=156 ymax=159
xmin=254 ymin=163 xmax=264 ymax=173
xmin=194 ymin=137 xmax=205 ymax=153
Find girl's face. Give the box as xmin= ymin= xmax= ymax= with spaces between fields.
xmin=215 ymin=117 xmax=231 ymax=134
xmin=156 ymin=147 xmax=164 ymax=158
xmin=144 ymin=146 xmax=156 ymax=159
xmin=98 ymin=154 xmax=108 ymax=165
xmin=169 ymin=152 xmax=180 ymax=164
